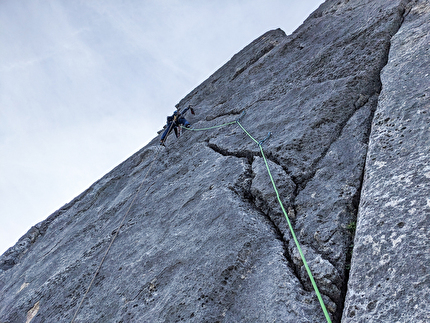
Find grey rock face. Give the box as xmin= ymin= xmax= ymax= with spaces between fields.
xmin=0 ymin=0 xmax=428 ymax=322
xmin=342 ymin=1 xmax=430 ymax=322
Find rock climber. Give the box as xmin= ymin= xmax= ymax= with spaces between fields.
xmin=160 ymin=105 xmax=195 ymax=145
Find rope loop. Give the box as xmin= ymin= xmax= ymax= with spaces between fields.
xmin=72 ymin=112 xmax=332 ymax=323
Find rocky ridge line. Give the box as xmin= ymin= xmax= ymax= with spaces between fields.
xmin=1 ymin=1 xmax=428 ymax=322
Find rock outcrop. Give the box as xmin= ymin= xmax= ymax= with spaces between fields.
xmin=342 ymin=1 xmax=430 ymax=322
xmin=0 ymin=0 xmax=428 ymax=322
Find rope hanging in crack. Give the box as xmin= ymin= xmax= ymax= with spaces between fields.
xmin=70 ymin=145 xmax=163 ymax=323
xmin=236 ymin=120 xmax=332 ymax=323
xmin=71 ymin=110 xmax=331 ymax=322
xmin=183 ymin=111 xmax=331 ymax=322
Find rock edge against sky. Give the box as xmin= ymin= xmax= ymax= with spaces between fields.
xmin=1 ymin=0 xmax=429 ymax=322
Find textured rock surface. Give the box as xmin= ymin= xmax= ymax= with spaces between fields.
xmin=342 ymin=1 xmax=430 ymax=322
xmin=0 ymin=0 xmax=428 ymax=322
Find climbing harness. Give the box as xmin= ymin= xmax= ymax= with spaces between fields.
xmin=161 ymin=106 xmax=195 ymax=144
xmin=72 ymin=108 xmax=332 ymax=323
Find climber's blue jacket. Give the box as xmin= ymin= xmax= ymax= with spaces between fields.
xmin=160 ymin=107 xmax=192 ymax=142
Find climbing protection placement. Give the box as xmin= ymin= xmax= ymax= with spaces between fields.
xmin=183 ymin=110 xmax=332 ymax=323
xmin=72 ymin=110 xmax=332 ymax=323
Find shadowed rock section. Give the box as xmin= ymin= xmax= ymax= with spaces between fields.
xmin=1 ymin=0 xmax=428 ymax=322
xmin=342 ymin=0 xmax=430 ymax=321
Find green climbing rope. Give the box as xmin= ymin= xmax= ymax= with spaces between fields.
xmin=182 ymin=114 xmax=332 ymax=321
xmin=236 ymin=121 xmax=259 ymax=145
xmin=73 ymin=111 xmax=332 ymax=322
xmin=259 ymin=145 xmax=332 ymax=323
xmin=235 ymin=121 xmax=332 ymax=323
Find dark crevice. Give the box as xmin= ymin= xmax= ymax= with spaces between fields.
xmin=208 ymin=4 xmax=410 ymax=316
xmin=337 ymin=224 xmax=357 ymax=322
xmin=234 ymin=172 xmax=307 ymax=290
xmin=204 ymin=109 xmax=243 ymax=122
xmin=334 ymin=172 xmax=364 ymax=322
xmin=334 ymin=87 xmax=379 ymax=323
xmin=293 ymin=100 xmax=372 ymax=194
xmin=241 ymin=178 xmax=339 ymax=307
xmin=206 ymin=142 xmax=257 ymax=164
xmin=335 ymin=3 xmax=410 ymax=323
xmin=249 ymin=193 xmax=308 ymax=290
xmin=206 ymin=142 xmax=307 ymax=289
xmin=208 ymin=141 xmax=300 ymax=213
xmin=258 ymin=150 xmax=300 ymax=197
xmin=262 ymin=98 xmax=377 ymax=292
xmin=207 ymin=142 xmax=341 ymax=303
xmin=206 ymin=124 xmax=350 ymax=313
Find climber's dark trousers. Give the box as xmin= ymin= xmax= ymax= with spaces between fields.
xmin=161 ymin=118 xmax=190 ymax=141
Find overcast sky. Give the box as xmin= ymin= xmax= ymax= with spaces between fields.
xmin=0 ymin=0 xmax=324 ymax=255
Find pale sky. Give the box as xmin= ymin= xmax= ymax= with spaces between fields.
xmin=0 ymin=0 xmax=325 ymax=255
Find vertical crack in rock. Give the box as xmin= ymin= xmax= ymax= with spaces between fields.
xmin=337 ymin=2 xmax=411 ymax=321
xmin=206 ymin=141 xmax=342 ymax=313
xmin=292 ymin=97 xmax=370 ymax=194
xmin=209 ymin=122 xmax=363 ymax=316
xmin=245 ymin=158 xmax=306 ymax=289
xmin=336 ymin=2 xmax=416 ymax=322
xmin=2 ymin=1 xmax=427 ymax=322
xmin=206 ymin=143 xmax=311 ymax=290
xmin=342 ymin=1 xmax=430 ymax=321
